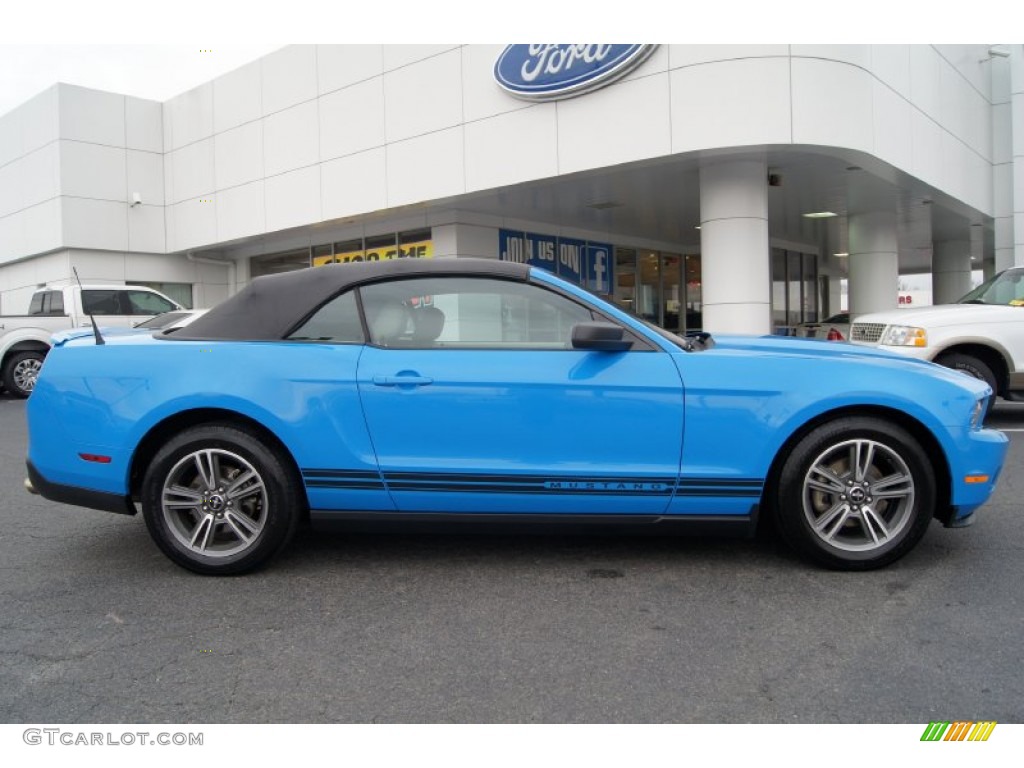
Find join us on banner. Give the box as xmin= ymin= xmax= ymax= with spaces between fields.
xmin=499 ymin=229 xmax=611 ymax=294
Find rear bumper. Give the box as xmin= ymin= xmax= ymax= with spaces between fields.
xmin=26 ymin=460 xmax=136 ymax=516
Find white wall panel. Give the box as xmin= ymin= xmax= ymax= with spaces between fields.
xmin=386 ymin=128 xmax=464 ymax=208
xmin=670 ymin=59 xmax=790 ymax=151
xmin=792 ymin=59 xmax=873 ymax=154
xmin=560 ymin=74 xmax=670 ymax=173
xmin=166 ymin=197 xmax=217 ymax=252
xmin=261 ymin=45 xmax=317 ymax=116
xmin=213 ymin=59 xmax=262 ymax=134
xmin=870 ymin=45 xmax=911 ymax=98
xmin=165 ymin=138 xmax=214 ymax=204
xmin=993 ymin=102 xmax=1012 ymax=164
xmin=465 ymin=104 xmax=557 ymax=192
xmin=993 ymin=162 xmax=1013 ymax=218
xmin=871 ymin=80 xmax=913 ymax=171
xmin=264 ymin=166 xmax=321 ymax=232
xmin=462 ymin=44 xmax=522 ymax=123
xmin=668 ymin=45 xmax=788 ymax=69
xmin=321 ymin=148 xmax=387 ymax=220
xmin=263 ymin=100 xmax=319 ymax=177
xmin=384 ymin=50 xmax=462 ymax=143
xmin=623 ymin=45 xmax=669 ymax=84
xmin=1 ymin=143 xmax=60 ymax=215
xmin=935 ymin=44 xmax=990 ymax=97
xmin=127 ymin=150 xmax=164 ymax=207
xmin=22 ymin=199 xmax=62 ymax=257
xmin=58 ymin=84 xmax=124 ymax=148
xmin=909 ymin=46 xmax=943 ymax=124
xmin=382 ymin=45 xmax=459 ymax=72
xmin=60 ymin=141 xmax=126 ymax=201
xmin=216 ymin=180 xmax=265 ymax=242
xmin=0 ymin=213 xmax=24 ymax=262
xmin=163 ymin=82 xmax=213 ymax=152
xmin=62 ymin=197 xmax=128 ymax=250
xmin=318 ymin=45 xmax=384 ymax=94
xmin=20 ymin=86 xmax=59 ymax=156
xmin=319 ymin=79 xmax=385 ymax=161
xmin=127 ymin=205 xmax=166 ymax=253
xmin=910 ymin=108 xmax=944 ymax=189
xmin=0 ymin=109 xmax=19 ymax=167
xmin=940 ymin=59 xmax=991 ymax=160
xmin=125 ymin=97 xmax=163 ymax=153
xmin=215 ymin=121 xmax=263 ymax=190
xmin=792 ymin=45 xmax=871 ymax=69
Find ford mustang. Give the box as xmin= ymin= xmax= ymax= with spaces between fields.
xmin=25 ymin=258 xmax=1007 ymax=574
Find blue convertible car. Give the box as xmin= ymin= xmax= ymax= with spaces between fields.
xmin=25 ymin=258 xmax=1007 ymax=574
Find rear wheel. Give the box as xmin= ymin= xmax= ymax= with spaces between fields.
xmin=141 ymin=424 xmax=303 ymax=575
xmin=3 ymin=350 xmax=46 ymax=398
xmin=774 ymin=417 xmax=935 ymax=570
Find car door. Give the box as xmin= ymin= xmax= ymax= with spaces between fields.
xmin=355 ymin=275 xmax=685 ymax=515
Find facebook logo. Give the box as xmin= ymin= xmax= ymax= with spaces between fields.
xmin=587 ymin=243 xmax=612 ymax=294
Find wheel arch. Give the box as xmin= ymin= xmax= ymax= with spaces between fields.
xmin=761 ymin=405 xmax=953 ymax=527
xmin=933 ymin=343 xmax=1010 ymax=396
xmin=2 ymin=340 xmax=50 ymax=365
xmin=128 ymin=408 xmax=306 ymax=511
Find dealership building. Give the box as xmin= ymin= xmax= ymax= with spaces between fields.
xmin=1 ymin=44 xmax=1022 ymax=334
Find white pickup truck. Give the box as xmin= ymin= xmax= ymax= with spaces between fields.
xmin=850 ymin=266 xmax=1024 ymax=411
xmin=0 ymin=284 xmax=182 ymax=397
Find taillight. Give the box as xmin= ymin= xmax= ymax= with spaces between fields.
xmin=826 ymin=327 xmax=845 ymax=341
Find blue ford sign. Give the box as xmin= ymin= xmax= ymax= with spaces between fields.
xmin=494 ymin=44 xmax=657 ymax=101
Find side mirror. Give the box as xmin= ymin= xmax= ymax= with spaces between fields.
xmin=571 ymin=322 xmax=632 ymax=352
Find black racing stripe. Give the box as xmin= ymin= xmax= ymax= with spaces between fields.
xmin=675 ymin=489 xmax=763 ymax=497
xmin=305 ymin=481 xmax=387 ymax=491
xmin=302 ymin=468 xmax=381 ymax=479
xmin=388 ymin=486 xmax=676 ymax=496
xmin=383 ymin=471 xmax=678 ymax=485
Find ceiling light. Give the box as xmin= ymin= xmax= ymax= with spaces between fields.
xmin=833 ymin=252 xmax=849 ymax=258
xmin=802 ymin=211 xmax=838 ymax=219
xmin=587 ymin=201 xmax=623 ymax=210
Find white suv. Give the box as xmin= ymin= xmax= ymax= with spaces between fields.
xmin=850 ymin=267 xmax=1024 ymax=411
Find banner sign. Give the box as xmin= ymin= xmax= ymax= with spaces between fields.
xmin=314 ymin=239 xmax=433 ymax=267
xmin=557 ymin=237 xmax=585 ymax=284
xmin=586 ymin=242 xmax=612 ymax=294
xmin=500 ymin=229 xmax=613 ymax=294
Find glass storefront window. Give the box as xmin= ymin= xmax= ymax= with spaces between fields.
xmin=614 ymin=248 xmax=637 ymax=312
xmin=684 ymin=254 xmax=702 ymax=332
xmin=250 ymin=249 xmax=311 ymax=278
xmin=637 ymin=250 xmax=660 ymax=324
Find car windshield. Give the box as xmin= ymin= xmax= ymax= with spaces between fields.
xmin=958 ymin=268 xmax=1024 ymax=306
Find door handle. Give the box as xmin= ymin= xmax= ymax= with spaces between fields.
xmin=372 ymin=374 xmax=434 ymax=387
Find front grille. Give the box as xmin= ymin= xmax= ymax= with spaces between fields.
xmin=851 ymin=323 xmax=886 ymax=343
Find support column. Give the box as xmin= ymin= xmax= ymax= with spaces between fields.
xmin=932 ymin=240 xmax=972 ymax=304
xmin=848 ymin=211 xmax=898 ymax=316
xmin=699 ymin=160 xmax=770 ymax=334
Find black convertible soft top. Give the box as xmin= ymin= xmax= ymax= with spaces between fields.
xmin=171 ymin=257 xmax=531 ymax=341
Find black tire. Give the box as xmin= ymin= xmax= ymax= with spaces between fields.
xmin=936 ymin=353 xmax=998 ymax=415
xmin=140 ymin=424 xmax=304 ymax=575
xmin=774 ymin=416 xmax=935 ymax=571
xmin=2 ymin=350 xmax=46 ymax=398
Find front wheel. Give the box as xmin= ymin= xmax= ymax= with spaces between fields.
xmin=774 ymin=417 xmax=935 ymax=570
xmin=3 ymin=350 xmax=46 ymax=398
xmin=935 ymin=353 xmax=997 ymax=415
xmin=141 ymin=424 xmax=303 ymax=575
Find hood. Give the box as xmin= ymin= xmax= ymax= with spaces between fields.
xmin=711 ymin=334 xmax=932 ymax=365
xmin=852 ymin=303 xmax=1024 ymax=327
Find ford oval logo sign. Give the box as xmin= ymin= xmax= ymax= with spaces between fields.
xmin=494 ymin=44 xmax=657 ymax=102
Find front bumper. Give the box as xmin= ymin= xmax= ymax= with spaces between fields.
xmin=942 ymin=426 xmax=1008 ymax=527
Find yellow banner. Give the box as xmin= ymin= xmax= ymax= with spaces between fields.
xmin=313 ymin=240 xmax=433 ymax=267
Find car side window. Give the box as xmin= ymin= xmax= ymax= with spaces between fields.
xmin=81 ymin=289 xmax=121 ymax=315
xmin=286 ymin=290 xmax=364 ymax=343
xmin=359 ymin=277 xmax=597 ymax=349
xmin=124 ymin=290 xmax=176 ymax=315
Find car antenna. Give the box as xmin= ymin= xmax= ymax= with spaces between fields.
xmin=72 ymin=267 xmax=105 ymax=346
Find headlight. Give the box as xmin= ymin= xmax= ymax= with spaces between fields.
xmin=880 ymin=325 xmax=928 ymax=347
xmin=970 ymin=398 xmax=986 ymax=430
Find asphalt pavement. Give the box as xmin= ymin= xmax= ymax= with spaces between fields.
xmin=1 ymin=395 xmax=1022 ymax=723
